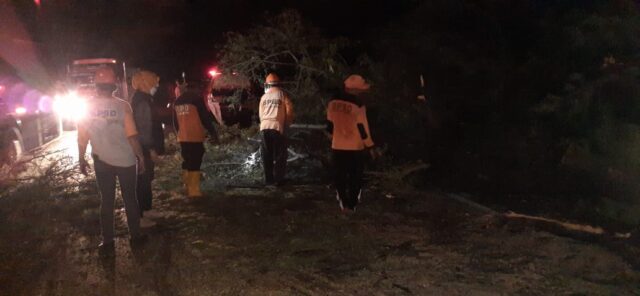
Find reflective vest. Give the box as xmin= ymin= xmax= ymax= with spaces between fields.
xmin=327 ymin=98 xmax=374 ymax=151
xmin=259 ymin=87 xmax=294 ymax=133
xmin=174 ymin=93 xmax=217 ymax=143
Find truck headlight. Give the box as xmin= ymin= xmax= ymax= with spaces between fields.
xmin=53 ymin=92 xmax=87 ymax=121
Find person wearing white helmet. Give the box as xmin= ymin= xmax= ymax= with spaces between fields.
xmin=326 ymin=74 xmax=377 ymax=213
xmin=77 ymin=66 xmax=147 ymax=251
xmin=258 ymin=73 xmax=294 ymax=186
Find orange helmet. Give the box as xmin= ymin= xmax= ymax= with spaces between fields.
xmin=94 ymin=67 xmax=117 ymax=84
xmin=344 ymin=74 xmax=370 ymax=92
xmin=265 ymin=73 xmax=280 ymax=85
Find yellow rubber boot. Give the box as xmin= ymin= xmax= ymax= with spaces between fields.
xmin=187 ymin=171 xmax=203 ymax=198
xmin=182 ymin=170 xmax=189 ymax=194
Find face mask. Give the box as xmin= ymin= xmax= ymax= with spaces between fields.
xmin=150 ymin=86 xmax=158 ymax=96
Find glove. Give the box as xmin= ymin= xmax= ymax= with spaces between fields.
xmin=150 ymin=150 xmax=162 ymax=164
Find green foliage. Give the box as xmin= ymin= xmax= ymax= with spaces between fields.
xmin=536 ymin=64 xmax=640 ymax=203
xmin=360 ymin=0 xmax=640 ymax=226
xmin=218 ymin=10 xmax=350 ymax=122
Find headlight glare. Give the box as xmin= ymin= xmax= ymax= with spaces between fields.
xmin=53 ymin=92 xmax=87 ymax=121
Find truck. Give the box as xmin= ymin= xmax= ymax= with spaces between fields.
xmin=0 ymin=58 xmax=129 ymax=167
xmin=205 ymin=69 xmax=257 ymax=128
xmin=56 ymin=58 xmax=129 ymax=129
xmin=65 ymin=58 xmax=129 ymax=101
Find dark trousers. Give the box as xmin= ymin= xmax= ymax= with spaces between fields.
xmin=261 ymin=129 xmax=287 ymax=184
xmin=180 ymin=142 xmax=205 ymax=171
xmin=93 ymin=156 xmax=140 ymax=242
xmin=333 ymin=150 xmax=365 ymax=210
xmin=136 ymin=148 xmax=155 ymax=216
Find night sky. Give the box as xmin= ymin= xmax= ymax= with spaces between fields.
xmin=3 ymin=0 xmax=418 ymax=83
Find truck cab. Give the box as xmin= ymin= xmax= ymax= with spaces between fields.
xmin=55 ymin=58 xmax=129 ymax=130
xmin=66 ymin=58 xmax=129 ymax=100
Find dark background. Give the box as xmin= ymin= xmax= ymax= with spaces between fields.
xmin=3 ymin=0 xmax=417 ymax=82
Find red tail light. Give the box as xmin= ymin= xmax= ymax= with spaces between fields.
xmin=208 ymin=68 xmax=220 ymax=78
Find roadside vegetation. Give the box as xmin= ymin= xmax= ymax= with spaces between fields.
xmin=217 ymin=1 xmax=640 ymax=232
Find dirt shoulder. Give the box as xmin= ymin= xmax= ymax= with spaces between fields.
xmin=0 ymin=139 xmax=639 ymax=295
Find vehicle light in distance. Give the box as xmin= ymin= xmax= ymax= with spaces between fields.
xmin=15 ymin=107 xmax=27 ymax=115
xmin=208 ymin=68 xmax=220 ymax=78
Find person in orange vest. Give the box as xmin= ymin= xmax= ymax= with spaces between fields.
xmin=258 ymin=73 xmax=294 ymax=186
xmin=326 ymin=74 xmax=377 ymax=212
xmin=173 ymin=82 xmax=219 ymax=198
xmin=77 ymin=67 xmax=146 ymax=251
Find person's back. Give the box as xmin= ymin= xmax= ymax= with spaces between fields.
xmin=77 ymin=66 xmax=145 ymax=252
xmin=327 ymin=92 xmax=373 ymax=151
xmin=258 ymin=73 xmax=294 ymax=186
xmin=173 ymin=83 xmax=218 ymax=198
xmin=326 ymin=74 xmax=375 ymax=213
xmin=83 ymin=95 xmax=137 ymax=167
xmin=259 ymin=86 xmax=292 ymax=133
xmin=174 ymin=91 xmax=209 ymax=143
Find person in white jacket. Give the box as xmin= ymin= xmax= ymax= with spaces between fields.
xmin=258 ymin=73 xmax=294 ymax=186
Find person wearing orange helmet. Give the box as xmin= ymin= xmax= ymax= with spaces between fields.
xmin=258 ymin=73 xmax=294 ymax=186
xmin=131 ymin=70 xmax=164 ymax=226
xmin=77 ymin=66 xmax=147 ymax=251
xmin=326 ymin=74 xmax=376 ymax=213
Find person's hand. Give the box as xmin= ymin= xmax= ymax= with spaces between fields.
xmin=137 ymin=157 xmax=146 ymax=175
xmin=150 ymin=150 xmax=161 ymax=164
xmin=79 ymin=156 xmax=89 ymax=176
xmin=368 ymin=147 xmax=382 ymax=160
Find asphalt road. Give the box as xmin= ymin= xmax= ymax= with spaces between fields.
xmin=16 ymin=130 xmax=82 ymax=177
